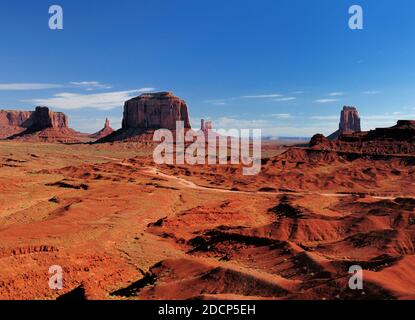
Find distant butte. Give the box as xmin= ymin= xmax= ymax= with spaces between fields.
xmin=311 ymin=117 xmax=415 ymax=155
xmin=98 ymin=92 xmax=191 ymax=143
xmin=0 ymin=110 xmax=33 ymax=139
xmin=4 ymin=106 xmax=86 ymax=143
xmin=89 ymin=118 xmax=114 ymax=140
xmin=328 ymin=106 xmax=361 ymax=140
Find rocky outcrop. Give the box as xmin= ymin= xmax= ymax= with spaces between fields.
xmin=122 ymin=92 xmax=191 ymax=130
xmin=328 ymin=106 xmax=361 ymax=140
xmin=4 ymin=106 xmax=87 ymax=143
xmin=99 ymin=92 xmax=192 ymax=143
xmin=89 ymin=118 xmax=114 ymax=140
xmin=0 ymin=110 xmax=33 ymax=138
xmin=0 ymin=110 xmax=32 ymax=127
xmin=25 ymin=106 xmax=69 ymax=132
xmin=1 ymin=107 xmax=69 ymax=138
xmin=311 ymin=120 xmax=415 ymax=155
xmin=309 ymin=134 xmax=331 ymax=149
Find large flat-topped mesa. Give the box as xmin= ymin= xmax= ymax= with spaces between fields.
xmin=122 ymin=92 xmax=191 ymax=130
xmin=97 ymin=92 xmax=192 ymax=143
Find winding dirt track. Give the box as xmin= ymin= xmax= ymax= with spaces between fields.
xmin=144 ymin=166 xmax=403 ymax=200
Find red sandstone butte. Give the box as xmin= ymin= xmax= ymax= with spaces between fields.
xmin=27 ymin=106 xmax=68 ymax=132
xmin=98 ymin=92 xmax=191 ymax=142
xmin=122 ymin=92 xmax=191 ymax=130
xmin=328 ymin=106 xmax=361 ymax=140
xmin=6 ymin=106 xmax=86 ymax=143
xmin=1 ymin=107 xmax=69 ymax=139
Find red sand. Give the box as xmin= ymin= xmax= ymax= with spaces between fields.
xmin=0 ymin=141 xmax=414 ymax=300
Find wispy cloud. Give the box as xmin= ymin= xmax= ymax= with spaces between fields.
xmin=70 ymin=81 xmax=112 ymax=91
xmin=205 ymin=92 xmax=297 ymax=105
xmin=315 ymin=98 xmax=340 ymax=103
xmin=213 ymin=117 xmax=273 ymax=129
xmin=274 ymin=97 xmax=296 ymax=102
xmin=362 ymin=113 xmax=415 ymax=121
xmin=311 ymin=115 xmax=339 ymax=120
xmin=271 ymin=113 xmax=293 ymax=119
xmin=242 ymin=94 xmax=283 ymax=99
xmin=328 ymin=92 xmax=344 ymax=96
xmin=137 ymin=87 xmax=156 ymax=93
xmin=204 ymin=99 xmax=230 ymax=106
xmin=0 ymin=83 xmax=63 ymax=91
xmin=363 ymin=90 xmax=380 ymax=95
xmin=26 ymin=89 xmax=149 ymax=110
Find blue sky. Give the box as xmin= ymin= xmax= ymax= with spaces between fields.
xmin=0 ymin=0 xmax=415 ymax=136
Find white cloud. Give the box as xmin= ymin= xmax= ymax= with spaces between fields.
xmin=71 ymin=81 xmax=100 ymax=86
xmin=363 ymin=90 xmax=380 ymax=95
xmin=70 ymin=81 xmax=112 ymax=90
xmin=311 ymin=115 xmax=339 ymax=120
xmin=271 ymin=113 xmax=293 ymax=119
xmin=137 ymin=87 xmax=156 ymax=93
xmin=242 ymin=94 xmax=283 ymax=99
xmin=26 ymin=89 xmax=149 ymax=110
xmin=213 ymin=117 xmax=273 ymax=129
xmin=0 ymin=83 xmax=63 ymax=91
xmin=204 ymin=98 xmax=232 ymax=106
xmin=201 ymin=115 xmax=341 ymax=137
xmin=328 ymin=92 xmax=344 ymax=96
xmin=274 ymin=97 xmax=296 ymax=102
xmin=362 ymin=113 xmax=415 ymax=121
xmin=315 ymin=99 xmax=340 ymax=103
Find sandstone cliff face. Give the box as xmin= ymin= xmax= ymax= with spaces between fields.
xmin=122 ymin=92 xmax=191 ymax=130
xmin=3 ymin=106 xmax=87 ymax=143
xmin=328 ymin=106 xmax=361 ymax=140
xmin=28 ymin=106 xmax=69 ymax=132
xmin=1 ymin=107 xmax=68 ymax=136
xmin=0 ymin=110 xmax=34 ymax=138
xmin=0 ymin=110 xmax=33 ymax=127
xmin=98 ymin=92 xmax=192 ymax=143
xmin=311 ymin=120 xmax=415 ymax=155
xmin=340 ymin=106 xmax=361 ymax=133
xmin=309 ymin=134 xmax=331 ymax=149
